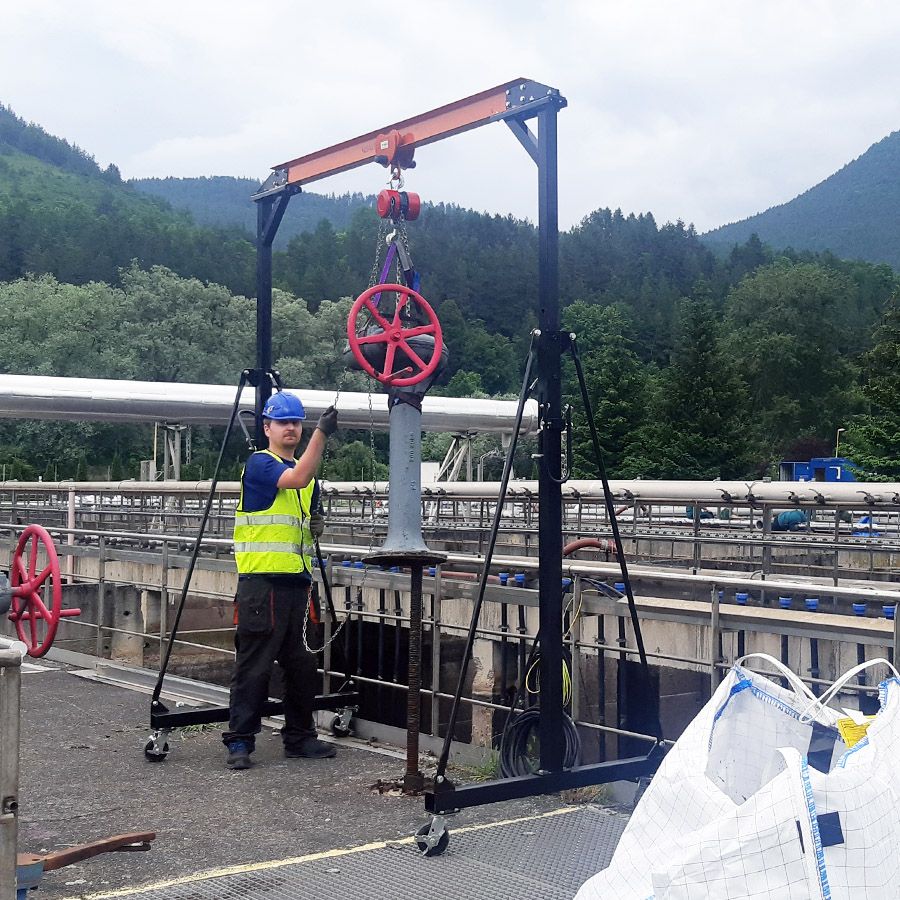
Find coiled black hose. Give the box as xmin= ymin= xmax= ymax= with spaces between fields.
xmin=499 ymin=633 xmax=580 ymax=777
xmin=499 ymin=707 xmax=579 ymax=777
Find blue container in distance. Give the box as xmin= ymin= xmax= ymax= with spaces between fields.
xmin=389 ymin=566 xmax=400 ymax=573
xmin=499 ymin=572 xmax=509 ymax=586
xmin=883 ymin=605 xmax=896 ymax=621
xmin=778 ymin=597 xmax=792 ymax=609
xmin=353 ymin=560 xmax=365 ymax=569
xmin=428 ymin=567 xmax=436 ymax=576
xmin=717 ymin=590 xmax=724 ymax=602
xmin=805 ymin=598 xmax=819 ymax=612
xmin=515 ymin=573 xmax=526 ymax=587
xmin=341 ymin=560 xmax=352 ymax=568
xmin=852 ymin=603 xmax=867 ymax=617
xmin=562 ymin=577 xmax=573 ymax=593
xmin=614 ymin=582 xmax=626 ymax=594
xmin=736 ymin=592 xmax=749 ymax=605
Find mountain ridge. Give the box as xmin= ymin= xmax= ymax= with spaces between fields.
xmin=130 ymin=175 xmax=374 ymax=248
xmin=703 ymin=130 xmax=900 ymax=269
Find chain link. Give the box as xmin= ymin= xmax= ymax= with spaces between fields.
xmin=302 ymin=575 xmax=349 ymax=654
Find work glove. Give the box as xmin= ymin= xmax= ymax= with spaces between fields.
xmin=309 ymin=513 xmax=325 ymax=539
xmin=316 ymin=405 xmax=338 ymax=437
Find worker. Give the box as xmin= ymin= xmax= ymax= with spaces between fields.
xmin=222 ymin=391 xmax=338 ymax=770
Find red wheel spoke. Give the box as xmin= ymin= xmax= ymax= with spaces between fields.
xmin=399 ymin=324 xmax=437 ymax=339
xmin=32 ymin=563 xmax=53 ymax=588
xmin=28 ymin=534 xmax=39 ymax=579
xmin=391 ymin=298 xmax=406 ymax=330
xmin=363 ymin=299 xmax=392 ymax=331
xmin=382 ymin=342 xmax=398 ymax=377
xmin=25 ymin=591 xmax=50 ymax=622
xmin=14 ymin=554 xmax=27 ymax=583
xmin=27 ymin=600 xmax=39 ymax=650
xmin=356 ymin=331 xmax=391 ymax=346
xmin=399 ymin=340 xmax=428 ymax=372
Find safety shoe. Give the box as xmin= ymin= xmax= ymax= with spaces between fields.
xmin=226 ymin=740 xmax=253 ymax=770
xmin=285 ymin=737 xmax=337 ymax=759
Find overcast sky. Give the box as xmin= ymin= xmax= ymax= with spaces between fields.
xmin=3 ymin=1 xmax=898 ymax=232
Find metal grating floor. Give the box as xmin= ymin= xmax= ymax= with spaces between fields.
xmin=89 ymin=806 xmax=627 ymax=900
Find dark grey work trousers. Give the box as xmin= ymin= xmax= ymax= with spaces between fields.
xmin=223 ymin=576 xmax=318 ymax=752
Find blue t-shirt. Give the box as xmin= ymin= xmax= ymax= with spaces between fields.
xmin=241 ymin=452 xmax=322 ymax=512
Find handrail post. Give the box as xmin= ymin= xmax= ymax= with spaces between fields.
xmin=95 ymin=535 xmax=106 ymax=659
xmin=0 ymin=646 xmax=23 ymax=900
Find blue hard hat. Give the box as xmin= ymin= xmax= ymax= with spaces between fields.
xmin=262 ymin=391 xmax=306 ymax=421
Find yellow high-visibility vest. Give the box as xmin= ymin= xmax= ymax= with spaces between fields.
xmin=233 ymin=450 xmax=316 ymax=575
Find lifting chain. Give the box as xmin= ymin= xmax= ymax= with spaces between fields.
xmin=309 ymin=210 xmax=388 ymax=653
xmin=309 ymin=166 xmax=422 ymax=650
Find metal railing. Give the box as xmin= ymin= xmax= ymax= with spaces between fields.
xmin=3 ymin=514 xmax=900 ymax=758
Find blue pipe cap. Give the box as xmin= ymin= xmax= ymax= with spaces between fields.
xmin=883 ymin=605 xmax=896 ymax=620
xmin=805 ymin=598 xmax=819 ymax=612
xmin=341 ymin=560 xmax=352 ymax=567
xmin=353 ymin=560 xmax=365 ymax=569
xmin=614 ymin=582 xmax=626 ymax=594
xmin=515 ymin=573 xmax=526 ymax=586
xmin=498 ymin=572 xmax=509 ymax=585
xmin=778 ymin=597 xmax=792 ymax=609
xmin=562 ymin=577 xmax=573 ymax=592
xmin=736 ymin=592 xmax=749 ymax=605
xmin=852 ymin=603 xmax=867 ymax=616
xmin=427 ymin=567 xmax=436 ymax=576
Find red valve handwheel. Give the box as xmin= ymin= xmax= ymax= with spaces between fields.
xmin=8 ymin=524 xmax=80 ymax=657
xmin=347 ymin=284 xmax=443 ymax=387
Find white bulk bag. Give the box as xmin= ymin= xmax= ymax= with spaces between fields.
xmin=576 ymin=654 xmax=900 ymax=900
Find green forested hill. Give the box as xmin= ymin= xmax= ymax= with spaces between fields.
xmin=0 ymin=104 xmax=256 ymax=293
xmin=2 ymin=102 xmax=900 ymax=482
xmin=131 ymin=176 xmax=373 ymax=249
xmin=703 ymin=130 xmax=900 ymax=268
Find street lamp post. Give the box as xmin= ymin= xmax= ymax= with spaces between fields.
xmin=835 ymin=427 xmax=846 ymax=457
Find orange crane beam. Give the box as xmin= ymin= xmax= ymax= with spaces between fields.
xmin=254 ymin=78 xmax=562 ymax=196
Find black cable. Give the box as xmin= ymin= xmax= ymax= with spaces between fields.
xmin=151 ymin=368 xmax=250 ymax=706
xmin=498 ymin=632 xmax=579 ymax=778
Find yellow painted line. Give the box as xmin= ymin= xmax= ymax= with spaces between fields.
xmin=62 ymin=805 xmax=582 ymax=899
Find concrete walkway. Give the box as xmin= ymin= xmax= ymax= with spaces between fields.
xmin=16 ymin=663 xmax=628 ymax=899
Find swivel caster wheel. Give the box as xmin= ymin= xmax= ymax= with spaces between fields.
xmin=143 ymin=730 xmax=170 ymax=762
xmin=415 ymin=816 xmax=449 ymax=857
xmin=330 ymin=707 xmax=355 ymax=737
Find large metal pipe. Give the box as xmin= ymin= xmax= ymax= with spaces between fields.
xmin=321 ymin=479 xmax=900 ymax=506
xmin=0 ymin=375 xmax=538 ymax=435
xmin=0 ymin=479 xmax=898 ymax=506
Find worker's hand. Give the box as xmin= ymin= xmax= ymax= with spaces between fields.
xmin=309 ymin=513 xmax=325 ymax=539
xmin=316 ymin=406 xmax=338 ymax=437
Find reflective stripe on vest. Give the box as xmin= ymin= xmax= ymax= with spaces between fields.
xmin=233 ymin=450 xmax=316 ymax=575
xmin=233 ymin=514 xmax=302 ymax=528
